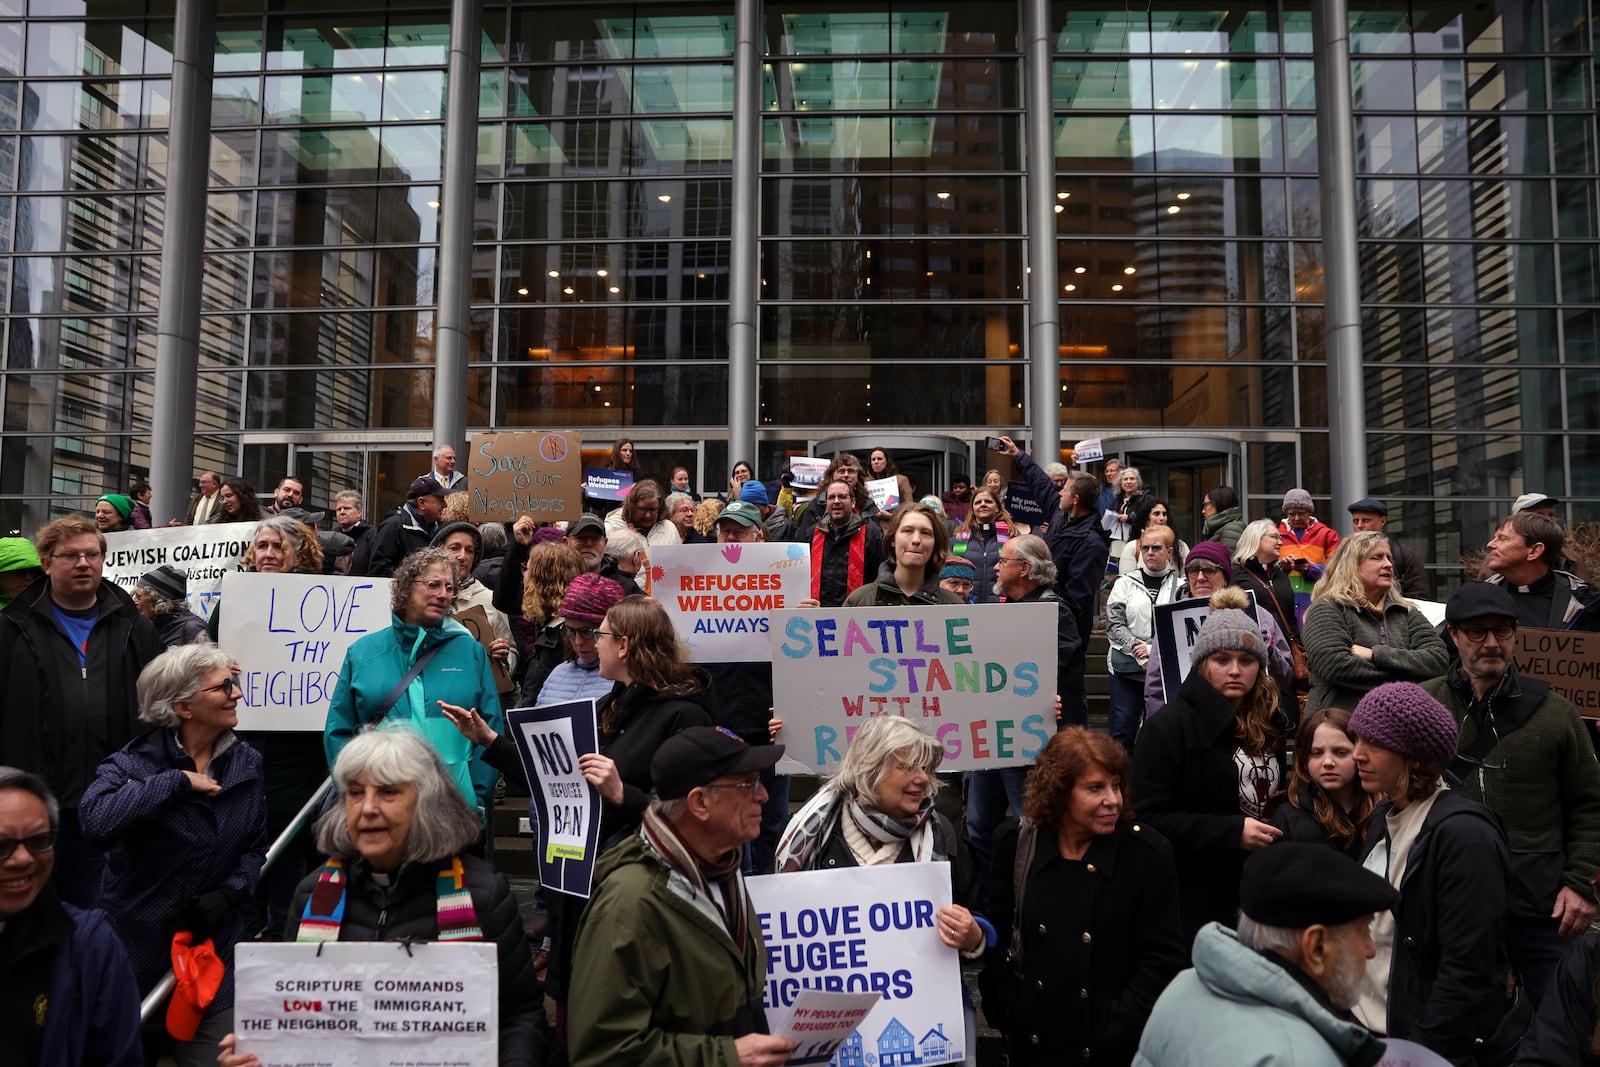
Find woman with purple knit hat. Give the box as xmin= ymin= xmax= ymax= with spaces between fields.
xmin=1351 ymin=681 xmax=1515 ymax=1066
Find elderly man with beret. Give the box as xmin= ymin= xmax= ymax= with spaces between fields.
xmin=1422 ymin=581 xmax=1600 ymax=1004
xmin=1135 ymin=844 xmax=1398 ymax=1067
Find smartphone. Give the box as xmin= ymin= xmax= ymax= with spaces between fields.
xmin=985 ymin=436 xmax=1007 ymax=452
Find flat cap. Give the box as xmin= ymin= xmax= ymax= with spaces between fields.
xmin=1240 ymin=843 xmax=1399 ymax=928
xmin=1445 ymin=581 xmax=1520 ymax=625
xmin=1346 ymin=498 xmax=1388 ymax=517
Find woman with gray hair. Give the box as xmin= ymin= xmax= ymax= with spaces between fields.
xmin=325 ymin=547 xmax=504 ymax=823
xmin=216 ymin=728 xmax=548 ymax=1067
xmin=773 ymin=717 xmax=990 ymax=1063
xmin=79 ymin=643 xmax=266 ymax=1065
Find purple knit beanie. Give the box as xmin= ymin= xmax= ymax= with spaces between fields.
xmin=1348 ymin=682 xmax=1459 ymax=768
xmin=1184 ymin=540 xmax=1234 ymax=582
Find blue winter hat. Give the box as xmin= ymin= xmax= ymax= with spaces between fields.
xmin=739 ymin=480 xmax=771 ymax=506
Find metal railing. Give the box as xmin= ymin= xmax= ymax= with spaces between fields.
xmin=139 ymin=777 xmax=333 ymax=1024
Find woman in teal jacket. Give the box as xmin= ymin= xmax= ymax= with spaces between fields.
xmin=324 ymin=547 xmax=504 ymax=818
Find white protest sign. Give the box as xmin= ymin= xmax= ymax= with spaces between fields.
xmin=218 ymin=571 xmax=392 ymax=731
xmin=773 ymin=991 xmax=882 ymax=1067
xmin=103 ymin=522 xmax=256 ymax=620
xmin=749 ymin=863 xmax=964 ymax=1066
xmin=788 ymin=457 xmax=830 ymax=489
xmin=1409 ymin=597 xmax=1446 ymax=628
xmin=770 ymin=604 xmax=1056 ymax=773
xmin=1074 ymin=438 xmax=1104 ymax=463
xmin=649 ymin=543 xmax=811 ymax=662
xmin=506 ymin=701 xmax=601 ymax=898
xmin=234 ymin=942 xmax=497 ymax=1067
xmin=865 ymin=476 xmax=901 ymax=511
xmin=1153 ymin=592 xmax=1259 ymax=702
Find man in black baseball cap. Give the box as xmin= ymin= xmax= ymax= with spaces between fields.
xmin=1138 ymin=844 xmax=1397 ymax=1066
xmin=569 ymin=728 xmax=791 ymax=1067
xmin=353 ymin=475 xmax=445 ymax=577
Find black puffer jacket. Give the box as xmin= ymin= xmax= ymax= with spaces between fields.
xmin=286 ymin=852 xmax=547 ymax=1067
xmin=595 ymin=674 xmax=718 ymax=845
xmin=1267 ymin=783 xmax=1367 ymax=860
xmin=1518 ymin=931 xmax=1600 ymax=1066
xmin=1362 ymin=790 xmax=1510 ymax=1066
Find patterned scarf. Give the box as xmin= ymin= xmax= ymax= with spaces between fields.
xmin=296 ymin=856 xmax=483 ymax=943
xmin=773 ymin=785 xmax=947 ymax=873
xmin=641 ymin=806 xmax=749 ymax=953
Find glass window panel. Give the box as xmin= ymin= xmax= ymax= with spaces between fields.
xmin=758 ymin=303 xmax=1021 ymax=361
xmin=1356 ymin=115 xmax=1419 ymax=174
xmin=766 ymin=58 xmax=1015 ymax=112
xmin=385 ymin=18 xmax=447 ymax=66
xmin=499 ymin=241 xmax=730 ymax=304
xmin=1557 ymin=180 xmax=1599 ymax=239
xmin=1053 ymin=61 xmax=1152 ymax=110
xmin=1055 ymin=5 xmax=1149 ymax=54
xmin=12 ymin=253 xmax=138 ymax=314
xmin=267 ymin=16 xmax=387 ymax=71
xmin=1286 ymin=115 xmax=1317 ymax=172
xmin=510 ymin=65 xmax=632 ymax=118
xmin=262 ymin=126 xmax=381 ymax=183
xmin=1409 ymin=59 xmax=1467 ymax=111
xmin=762 ymin=360 xmax=1016 ymax=426
xmin=209 ymin=130 xmax=258 ymax=187
xmin=1281 ymin=5 xmax=1313 ymax=53
xmin=1153 ymin=114 xmax=1281 ymax=172
xmin=1416 ymin=114 xmax=1467 ymax=173
xmin=18 ymin=133 xmax=156 ymax=192
xmin=1144 ymin=7 xmax=1278 ymax=54
xmin=379 ymin=185 xmax=440 ymax=244
xmin=896 ymin=3 xmax=1016 ymax=54
xmin=1348 ymin=7 xmax=1411 ymax=54
xmin=1284 ymin=59 xmax=1314 ymax=109
xmin=1560 ymin=244 xmax=1600 ymax=305
xmin=760 ymin=238 xmax=1022 ymax=301
xmin=205 ymin=190 xmax=253 ymax=247
xmin=1551 ymin=116 xmax=1594 ymax=175
xmin=0 ymin=21 xmax=20 ymax=74
xmin=382 ymin=69 xmax=444 ymax=122
xmin=631 ymin=13 xmax=735 ymax=59
xmin=761 ymin=175 xmax=1019 ymax=237
xmin=1151 ymin=58 xmax=1278 ymax=110
xmin=498 ymin=363 xmax=728 ymax=427
xmin=253 ymin=185 xmax=378 ymax=246
xmin=242 ymin=366 xmax=433 ymax=429
xmin=213 ymin=75 xmax=262 ymax=126
xmin=1052 ymin=176 xmax=1278 ymax=239
xmin=215 ymin=18 xmax=264 ymax=72
xmin=1564 ymin=308 xmax=1600 ymax=363
xmin=1351 ymin=60 xmax=1414 ymax=110
xmin=1547 ymin=0 xmax=1588 ymax=52
xmin=631 ymin=63 xmax=733 ymax=113
xmin=1359 ymin=178 xmax=1419 ymax=238
xmin=1467 ymin=59 xmax=1546 ymax=111
xmin=504 ymin=178 xmax=733 ymax=241
xmin=263 ymin=73 xmax=383 ymax=124
xmin=3 ymin=315 xmax=139 ymax=372
xmin=497 ymin=305 xmax=730 ymax=363
xmin=1055 ymin=114 xmax=1153 ymax=171
xmin=767 ymin=113 xmax=1018 ymax=170
xmin=1569 ymin=370 xmax=1599 ymax=429
xmin=510 ymin=6 xmax=634 ymax=64
xmin=1364 ymin=365 xmax=1557 ymax=432
xmin=379 ymin=124 xmax=441 ymax=182
xmin=1550 ymin=58 xmax=1592 ymax=110
xmin=1466 ymin=115 xmax=1550 ymax=175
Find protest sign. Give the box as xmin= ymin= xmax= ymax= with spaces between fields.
xmin=770 ymin=604 xmax=1056 ymax=773
xmin=584 ymin=467 xmax=634 ymax=503
xmin=1074 ymin=437 xmax=1104 ymax=463
xmin=506 ymin=701 xmax=601 ymax=897
xmin=789 ymin=457 xmax=830 ymax=490
xmin=1514 ymin=627 xmax=1600 ymax=717
xmin=468 ymin=430 xmax=582 ymax=522
xmin=1409 ymin=598 xmax=1446 ymax=628
xmin=1004 ymin=480 xmax=1043 ymax=525
xmin=103 ymin=522 xmax=255 ymax=620
xmin=773 ymin=991 xmax=882 ymax=1067
xmin=649 ymin=542 xmax=811 ymax=662
xmin=748 ymin=862 xmax=964 ymax=1066
xmin=1153 ymin=592 xmax=1258 ymax=703
xmin=218 ymin=571 xmax=392 ymax=731
xmin=453 ymin=604 xmax=514 ymax=695
xmin=234 ymin=941 xmax=497 ymax=1066
xmin=865 ymin=476 xmax=901 ymax=511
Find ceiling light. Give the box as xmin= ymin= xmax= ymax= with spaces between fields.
xmin=1123 ymin=266 xmax=1137 ymax=275
xmin=596 ymin=268 xmax=608 ymax=277
xmin=1064 ymin=283 xmax=1076 ymax=292
xmin=1167 ymin=205 xmax=1181 ymax=214
xmin=516 ymin=287 xmax=528 ymax=296
xmin=563 ymin=286 xmax=574 ymax=294
xmin=1073 ymin=266 xmax=1087 ymax=274
xmin=657 ymin=194 xmax=671 ymax=203
xmin=1176 ymin=192 xmax=1191 ymax=200
xmin=608 ymin=285 xmax=620 ymax=293
xmin=547 ymin=270 xmax=559 ymax=278
xmin=1056 ymin=191 xmax=1069 ymax=200
xmin=1054 ymin=204 xmax=1064 ymax=214
xmin=1111 ymin=283 xmax=1123 ymax=292
xmin=935 ymin=191 xmax=950 ymax=200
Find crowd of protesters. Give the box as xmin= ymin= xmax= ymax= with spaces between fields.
xmin=2 ymin=437 xmax=1599 ymax=1067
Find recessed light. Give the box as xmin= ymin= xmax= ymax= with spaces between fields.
xmin=657 ymin=194 xmax=671 ymax=203
xmin=516 ymin=287 xmax=528 ymax=296
xmin=1073 ymin=266 xmax=1087 ymax=275
xmin=1064 ymin=283 xmax=1076 ymax=292
xmin=596 ymin=268 xmax=608 ymax=277
xmin=1123 ymin=266 xmax=1136 ymax=275
xmin=608 ymin=285 xmax=620 ymax=293
xmin=1176 ymin=192 xmax=1191 ymax=200
xmin=547 ymin=270 xmax=559 ymax=278
xmin=562 ymin=286 xmax=574 ymax=294
xmin=1167 ymin=205 xmax=1181 ymax=214
xmin=1111 ymin=283 xmax=1123 ymax=292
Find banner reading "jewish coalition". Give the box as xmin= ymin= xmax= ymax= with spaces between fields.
xmin=769 ymin=603 xmax=1057 ymax=773
xmin=103 ymin=522 xmax=256 ymax=620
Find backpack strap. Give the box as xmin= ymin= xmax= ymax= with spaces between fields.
xmin=1007 ymin=818 xmax=1037 ymax=965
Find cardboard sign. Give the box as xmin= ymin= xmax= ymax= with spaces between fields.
xmin=234 ymin=942 xmax=497 ymax=1066
xmin=453 ymin=604 xmax=514 ymax=695
xmin=769 ymin=604 xmax=1057 ymax=773
xmin=102 ymin=522 xmax=255 ymax=620
xmin=789 ymin=457 xmax=830 ymax=490
xmin=865 ymin=477 xmax=901 ymax=511
xmin=468 ymin=430 xmax=583 ymax=522
xmin=505 ymin=701 xmax=602 ymax=897
xmin=1514 ymin=627 xmax=1600 ymax=717
xmin=748 ymin=863 xmax=964 ymax=1066
xmin=773 ymin=991 xmax=882 ymax=1067
xmin=584 ymin=467 xmax=634 ymax=503
xmin=218 ymin=572 xmax=393 ymax=731
xmin=649 ymin=543 xmax=812 ymax=662
xmin=1004 ymin=480 xmax=1043 ymax=525
xmin=1153 ymin=593 xmax=1259 ymax=702
xmin=1074 ymin=438 xmax=1104 ymax=463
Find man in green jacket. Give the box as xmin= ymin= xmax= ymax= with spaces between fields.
xmin=1423 ymin=581 xmax=1600 ymax=1005
xmin=568 ymin=728 xmax=792 ymax=1067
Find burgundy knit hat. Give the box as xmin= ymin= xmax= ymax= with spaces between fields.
xmin=1348 ymin=682 xmax=1459 ymax=768
xmin=532 ymin=525 xmax=568 ymax=545
xmin=558 ymin=573 xmax=625 ymax=627
xmin=1185 ymin=540 xmax=1233 ymax=582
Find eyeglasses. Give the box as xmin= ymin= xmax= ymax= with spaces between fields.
xmin=1459 ymin=624 xmax=1516 ymax=642
xmin=591 ymin=630 xmax=619 ymax=641
xmin=705 ymin=777 xmax=760 ymax=793
xmin=996 ymin=555 xmax=1023 ymax=566
xmin=1139 ymin=544 xmax=1169 ymax=553
xmin=1186 ymin=563 xmax=1222 ymax=574
xmin=419 ymin=579 xmax=458 ymax=595
xmin=51 ymin=550 xmax=103 ymax=563
xmin=199 ymin=675 xmax=242 ymax=696
xmin=0 ymin=832 xmax=55 ymax=861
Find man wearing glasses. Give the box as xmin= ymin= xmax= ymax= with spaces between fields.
xmin=0 ymin=767 xmax=142 ymax=1064
xmin=1423 ymin=581 xmax=1600 ymax=1006
xmin=0 ymin=516 xmax=160 ymax=908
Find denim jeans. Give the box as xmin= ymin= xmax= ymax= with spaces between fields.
xmin=1107 ymin=671 xmax=1146 ymax=755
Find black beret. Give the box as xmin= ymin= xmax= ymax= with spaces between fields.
xmin=1445 ymin=581 xmax=1520 ymax=625
xmin=1346 ymin=498 xmax=1388 ymax=517
xmin=1240 ymin=843 xmax=1398 ymax=928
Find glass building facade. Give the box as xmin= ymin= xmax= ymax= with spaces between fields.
xmin=0 ymin=0 xmax=1595 ymax=585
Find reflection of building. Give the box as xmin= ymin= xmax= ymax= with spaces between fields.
xmin=0 ymin=2 xmax=1593 ymax=565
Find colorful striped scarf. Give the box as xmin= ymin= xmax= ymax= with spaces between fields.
xmin=641 ymin=806 xmax=749 ymax=953
xmin=297 ymin=856 xmax=483 ymax=943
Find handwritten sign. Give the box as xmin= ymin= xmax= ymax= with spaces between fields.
xmin=649 ymin=543 xmax=812 ymax=662
xmin=103 ymin=522 xmax=255 ymax=620
xmin=468 ymin=430 xmax=582 ymax=522
xmin=506 ymin=701 xmax=601 ymax=898
xmin=748 ymin=863 xmax=964 ymax=1066
xmin=1074 ymin=438 xmax=1104 ymax=463
xmin=218 ymin=572 xmax=392 ymax=731
xmin=234 ymin=942 xmax=497 ymax=1066
xmin=584 ymin=467 xmax=634 ymax=503
xmin=454 ymin=604 xmax=514 ymax=695
xmin=773 ymin=991 xmax=882 ymax=1067
xmin=1153 ymin=593 xmax=1259 ymax=702
xmin=865 ymin=477 xmax=901 ymax=511
xmin=769 ymin=604 xmax=1057 ymax=773
xmin=1514 ymin=627 xmax=1600 ymax=717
